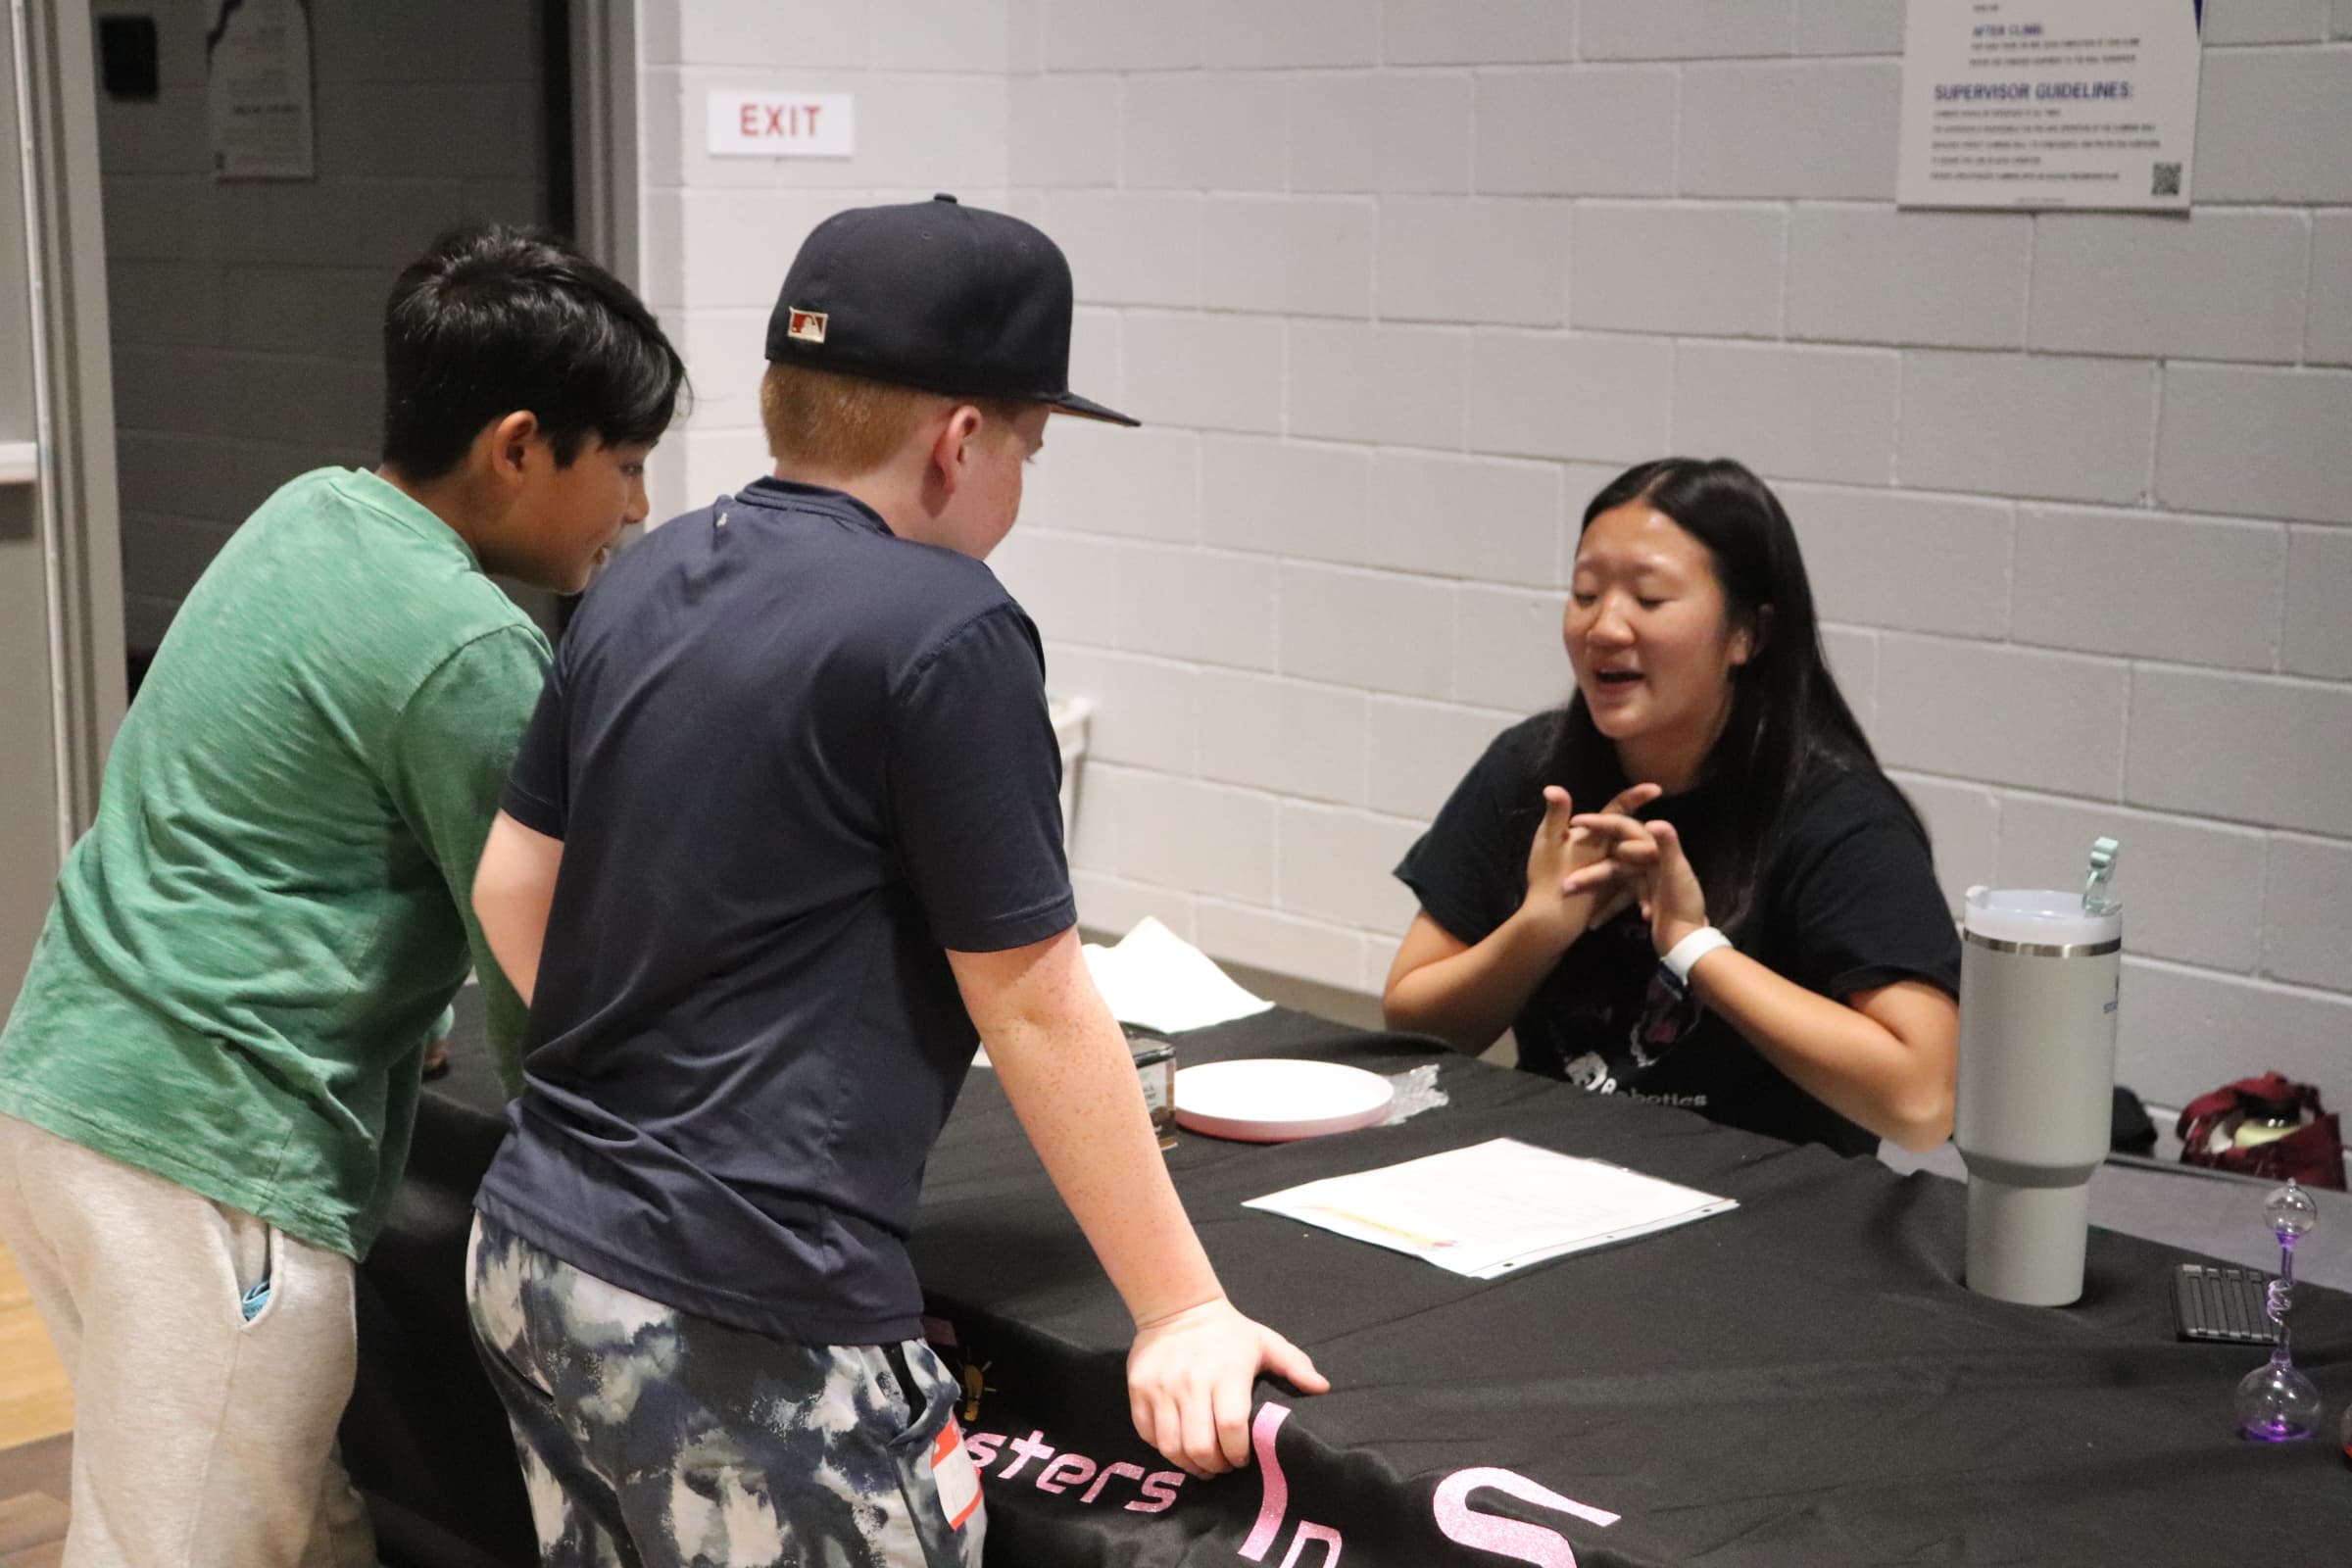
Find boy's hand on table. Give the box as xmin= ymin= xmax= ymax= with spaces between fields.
xmin=1127 ymin=1297 xmax=1329 ymax=1478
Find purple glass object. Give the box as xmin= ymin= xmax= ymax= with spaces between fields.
xmin=2234 ymin=1181 xmax=2322 ymax=1442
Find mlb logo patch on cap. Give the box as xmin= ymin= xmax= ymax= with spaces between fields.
xmin=786 ymin=308 xmax=827 ymax=344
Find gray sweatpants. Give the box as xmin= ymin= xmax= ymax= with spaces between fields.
xmin=0 ymin=1112 xmax=375 ymax=1568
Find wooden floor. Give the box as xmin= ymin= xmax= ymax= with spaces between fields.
xmin=0 ymin=1434 xmax=68 ymax=1565
xmin=0 ymin=1245 xmax=70 ymax=1452
xmin=0 ymin=1242 xmax=73 ymax=1562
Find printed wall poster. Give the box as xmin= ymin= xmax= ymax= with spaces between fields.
xmin=207 ymin=0 xmax=316 ymax=180
xmin=1898 ymin=0 xmax=2203 ymax=210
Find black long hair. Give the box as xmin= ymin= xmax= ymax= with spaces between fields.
xmin=1543 ymin=457 xmax=1916 ymax=938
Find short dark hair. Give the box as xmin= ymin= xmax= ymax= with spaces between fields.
xmin=380 ymin=223 xmax=686 ymax=481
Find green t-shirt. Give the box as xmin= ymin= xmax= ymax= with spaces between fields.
xmin=0 ymin=468 xmax=549 ymax=1258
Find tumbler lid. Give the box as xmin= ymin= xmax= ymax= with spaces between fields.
xmin=1963 ymin=887 xmax=2123 ymax=948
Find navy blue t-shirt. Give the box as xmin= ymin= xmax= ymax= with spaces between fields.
xmin=473 ymin=478 xmax=1077 ymax=1345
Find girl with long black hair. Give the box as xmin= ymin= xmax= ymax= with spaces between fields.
xmin=1384 ymin=458 xmax=1960 ymax=1154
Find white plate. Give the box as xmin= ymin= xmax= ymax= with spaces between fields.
xmin=1172 ymin=1059 xmax=1396 ymax=1143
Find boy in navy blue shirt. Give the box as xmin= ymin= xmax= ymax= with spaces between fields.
xmin=464 ymin=196 xmax=1325 ymax=1567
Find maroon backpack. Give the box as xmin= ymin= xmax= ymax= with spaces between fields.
xmin=2176 ymin=1073 xmax=2347 ymax=1191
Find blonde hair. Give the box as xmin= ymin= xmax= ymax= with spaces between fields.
xmin=760 ymin=362 xmax=1031 ymax=476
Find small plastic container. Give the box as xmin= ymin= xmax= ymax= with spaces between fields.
xmin=1126 ymin=1030 xmax=1177 ymax=1150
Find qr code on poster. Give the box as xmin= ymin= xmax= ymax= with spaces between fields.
xmin=2151 ymin=162 xmax=2182 ymax=197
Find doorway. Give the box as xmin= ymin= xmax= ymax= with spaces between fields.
xmin=97 ymin=0 xmax=583 ymax=663
xmin=2 ymin=0 xmax=640 ymax=1003
xmin=1 ymin=0 xmax=124 ymax=1007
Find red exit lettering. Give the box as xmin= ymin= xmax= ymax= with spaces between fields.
xmin=739 ymin=101 xmax=825 ymax=139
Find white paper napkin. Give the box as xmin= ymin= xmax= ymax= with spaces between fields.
xmin=1081 ymin=916 xmax=1274 ymax=1035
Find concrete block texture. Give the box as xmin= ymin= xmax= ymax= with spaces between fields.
xmin=111 ymin=5 xmax=2339 ymax=1059
xmin=1786 ymin=208 xmax=2029 ymax=350
xmin=2117 ymin=959 xmax=2352 ymax=1110
xmin=1678 ymin=61 xmax=1902 ymax=199
xmin=2195 ymin=48 xmax=2352 ymax=203
xmin=1474 ymin=68 xmax=1679 ymax=197
xmin=2309 ymin=213 xmax=2352 ymax=366
xmin=1197 ymin=670 xmax=1371 ymax=804
xmin=2009 ymin=507 xmax=2283 ymax=670
xmin=1202 ymin=0 xmax=1377 ymax=68
xmin=2027 ymin=211 xmax=2310 ymax=364
xmin=1898 ymin=352 xmax=2155 ymax=505
xmin=2200 ymin=0 xmax=2331 ymax=44
xmin=2157 ymin=367 xmax=2352 ymax=525
xmin=1291 ymin=72 xmax=1474 ymax=194
xmin=100 ymin=0 xmax=549 ymax=630
xmin=1582 ymin=0 xmax=1795 ymax=59
xmin=1278 ymin=801 xmax=1425 ymax=929
xmin=1675 ymin=343 xmax=1900 ymax=486
xmin=1379 ymin=199 xmax=1572 ymax=327
xmin=1467 ymin=332 xmax=1674 ymax=464
xmin=1778 ymin=484 xmax=2011 ymax=638
xmin=1385 ymin=0 xmax=1575 ymax=64
xmin=1195 ymin=899 xmax=1373 ymax=992
xmin=2126 ymin=667 xmax=2352 ymax=837
xmin=2261 ymin=834 xmax=2352 ymax=989
xmin=1570 ymin=204 xmax=1785 ymax=338
xmin=1872 ymin=636 xmax=2128 ymax=798
xmin=2282 ymin=528 xmax=2352 ymax=679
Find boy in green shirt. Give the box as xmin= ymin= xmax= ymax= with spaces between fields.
xmin=0 ymin=223 xmax=683 ymax=1568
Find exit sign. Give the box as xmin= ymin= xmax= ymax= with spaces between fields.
xmin=708 ymin=91 xmax=855 ymax=158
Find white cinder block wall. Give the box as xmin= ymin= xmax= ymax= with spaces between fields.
xmin=646 ymin=0 xmax=2352 ymax=1111
xmin=98 ymin=0 xmax=548 ymax=649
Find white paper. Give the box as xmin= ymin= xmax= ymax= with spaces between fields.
xmin=207 ymin=0 xmax=315 ymax=181
xmin=1081 ymin=916 xmax=1272 ymax=1035
xmin=1897 ymin=0 xmax=2203 ymax=211
xmin=1246 ymin=1138 xmax=1736 ymax=1279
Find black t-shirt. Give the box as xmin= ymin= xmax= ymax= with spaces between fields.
xmin=1395 ymin=712 xmax=1960 ymax=1155
xmin=474 ymin=478 xmax=1076 ymax=1345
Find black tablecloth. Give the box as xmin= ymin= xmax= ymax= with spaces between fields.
xmin=352 ymin=1008 xmax=2352 ymax=1567
xmin=344 ymin=1038 xmax=535 ymax=1568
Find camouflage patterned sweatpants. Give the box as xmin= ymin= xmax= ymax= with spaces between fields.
xmin=466 ymin=1215 xmax=985 ymax=1568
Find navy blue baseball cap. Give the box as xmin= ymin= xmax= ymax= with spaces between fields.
xmin=765 ymin=194 xmax=1138 ymax=426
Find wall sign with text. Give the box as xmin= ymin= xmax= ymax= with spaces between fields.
xmin=207 ymin=0 xmax=316 ymax=180
xmin=708 ymin=91 xmax=856 ymax=159
xmin=1897 ymin=0 xmax=2203 ymax=210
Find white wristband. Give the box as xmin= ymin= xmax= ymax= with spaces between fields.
xmin=1660 ymin=926 xmax=1732 ymax=988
